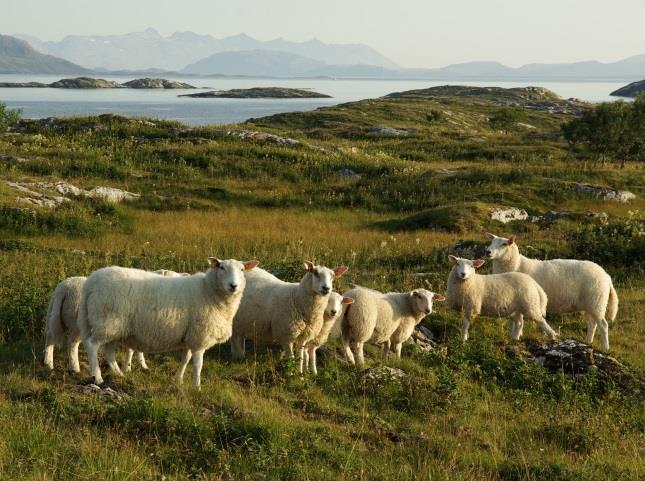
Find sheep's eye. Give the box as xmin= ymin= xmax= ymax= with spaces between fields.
xmin=219 ymin=266 xmax=225 ymax=270
xmin=313 ymin=270 xmax=319 ymax=277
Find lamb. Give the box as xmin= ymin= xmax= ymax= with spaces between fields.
xmin=43 ymin=276 xmax=147 ymax=373
xmin=303 ymin=292 xmax=354 ymax=375
xmin=485 ymin=233 xmax=618 ymax=350
xmin=446 ymin=255 xmax=558 ymax=342
xmin=230 ymin=261 xmax=348 ymax=373
xmin=340 ymin=286 xmax=443 ymax=366
xmin=78 ymin=258 xmax=258 ymax=386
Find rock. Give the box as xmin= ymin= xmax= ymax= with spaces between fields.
xmin=49 ymin=77 xmax=123 ymax=89
xmin=433 ymin=168 xmax=459 ymax=177
xmin=336 ymin=169 xmax=361 ymax=181
xmin=0 ymin=154 xmax=30 ymax=163
xmin=516 ymin=122 xmax=536 ymax=129
xmin=610 ymin=79 xmax=645 ymax=98
xmin=0 ymin=81 xmax=48 ymax=88
xmin=87 ymin=186 xmax=140 ymax=203
xmin=5 ymin=180 xmax=69 ymax=208
xmin=572 ymin=183 xmax=635 ymax=202
xmin=406 ymin=326 xmax=437 ymax=352
xmin=70 ymin=383 xmax=130 ymax=401
xmin=122 ymin=78 xmax=195 ymax=89
xmin=368 ymin=127 xmax=409 ymax=137
xmin=180 ymin=87 xmax=331 ymax=99
xmin=227 ymin=130 xmax=301 ymax=146
xmin=36 ymin=181 xmax=85 ymax=197
xmin=491 ymin=207 xmax=528 ymax=223
xmin=362 ymin=366 xmax=406 ymax=384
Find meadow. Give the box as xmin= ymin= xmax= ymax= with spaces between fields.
xmin=0 ymin=86 xmax=643 ymax=480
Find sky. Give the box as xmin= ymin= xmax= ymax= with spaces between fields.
xmin=3 ymin=0 xmax=645 ymax=68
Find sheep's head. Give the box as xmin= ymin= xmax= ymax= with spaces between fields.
xmin=303 ymin=261 xmax=348 ymax=296
xmin=207 ymin=258 xmax=259 ymax=294
xmin=449 ymin=255 xmax=485 ymax=281
xmin=410 ymin=289 xmax=445 ymax=315
xmin=484 ymin=233 xmax=516 ymax=260
xmin=325 ymin=292 xmax=353 ymax=320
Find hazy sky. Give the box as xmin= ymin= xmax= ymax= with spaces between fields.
xmin=3 ymin=0 xmax=644 ymax=68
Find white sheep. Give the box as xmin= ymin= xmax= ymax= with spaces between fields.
xmin=485 ymin=233 xmax=618 ymax=350
xmin=303 ymin=292 xmax=354 ymax=375
xmin=43 ymin=276 xmax=148 ymax=373
xmin=230 ymin=261 xmax=348 ymax=373
xmin=340 ymin=286 xmax=443 ymax=367
xmin=78 ymin=258 xmax=258 ymax=386
xmin=446 ymin=255 xmax=558 ymax=342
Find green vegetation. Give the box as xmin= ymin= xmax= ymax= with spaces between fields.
xmin=0 ymin=86 xmax=643 ymax=480
xmin=0 ymin=101 xmax=20 ymax=132
xmin=562 ymin=95 xmax=645 ymax=166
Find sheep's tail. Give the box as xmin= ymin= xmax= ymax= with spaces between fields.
xmin=606 ymin=283 xmax=618 ymax=322
xmin=340 ymin=304 xmax=354 ymax=361
xmin=77 ymin=287 xmax=91 ymax=341
xmin=45 ymin=287 xmax=65 ymax=346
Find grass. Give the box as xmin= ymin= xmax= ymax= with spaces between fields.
xmin=0 ymin=86 xmax=643 ymax=480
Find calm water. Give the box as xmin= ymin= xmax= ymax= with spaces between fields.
xmin=0 ymin=74 xmax=627 ymax=126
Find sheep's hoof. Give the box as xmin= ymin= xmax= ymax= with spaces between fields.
xmin=81 ymin=376 xmax=103 ymax=386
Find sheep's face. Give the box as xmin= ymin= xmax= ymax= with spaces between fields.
xmin=410 ymin=289 xmax=444 ymax=315
xmin=484 ymin=233 xmax=516 ymax=260
xmin=208 ymin=258 xmax=259 ymax=294
xmin=304 ymin=261 xmax=348 ymax=296
xmin=324 ymin=292 xmax=353 ymax=320
xmin=449 ymin=255 xmax=485 ymax=280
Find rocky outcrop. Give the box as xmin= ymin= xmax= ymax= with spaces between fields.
xmin=122 ymin=78 xmax=195 ymax=89
xmin=336 ymin=169 xmax=361 ymax=181
xmin=490 ymin=207 xmax=529 ymax=223
xmin=227 ymin=129 xmax=301 ymax=146
xmin=4 ymin=179 xmax=140 ymax=206
xmin=0 ymin=81 xmax=48 ymax=88
xmin=362 ymin=366 xmax=406 ymax=384
xmin=610 ymin=79 xmax=645 ymax=98
xmin=368 ymin=126 xmax=410 ymax=137
xmin=49 ymin=77 xmax=123 ymax=89
xmin=572 ymin=183 xmax=635 ymax=202
xmin=5 ymin=180 xmax=68 ymax=208
xmin=180 ymin=87 xmax=331 ymax=99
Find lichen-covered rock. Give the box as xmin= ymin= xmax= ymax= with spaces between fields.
xmin=336 ymin=169 xmax=361 ymax=181
xmin=491 ymin=207 xmax=529 ymax=223
xmin=368 ymin=127 xmax=409 ymax=137
xmin=70 ymin=383 xmax=130 ymax=401
xmin=362 ymin=366 xmax=406 ymax=384
xmin=573 ymin=183 xmax=635 ymax=202
xmin=87 ymin=186 xmax=140 ymax=203
xmin=227 ymin=130 xmax=301 ymax=146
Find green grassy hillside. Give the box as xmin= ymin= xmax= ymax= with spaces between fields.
xmin=0 ymin=87 xmax=643 ymax=480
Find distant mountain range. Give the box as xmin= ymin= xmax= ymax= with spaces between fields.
xmin=16 ymin=28 xmax=397 ymax=71
xmin=0 ymin=34 xmax=88 ymax=74
xmin=2 ymin=30 xmax=645 ymax=81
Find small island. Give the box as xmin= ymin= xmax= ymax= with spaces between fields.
xmin=179 ymin=87 xmax=331 ymax=99
xmin=0 ymin=77 xmax=196 ymax=89
xmin=610 ymin=79 xmax=645 ymax=98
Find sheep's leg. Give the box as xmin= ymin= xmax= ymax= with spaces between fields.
xmin=67 ymin=337 xmax=81 ymax=373
xmin=536 ymin=317 xmax=558 ymax=341
xmin=382 ymin=340 xmax=391 ymax=359
xmin=310 ymin=347 xmax=318 ymax=375
xmin=297 ymin=346 xmax=305 ymax=374
xmin=583 ymin=312 xmax=597 ymax=344
xmin=595 ymin=317 xmax=610 ymax=350
xmin=124 ymin=349 xmax=135 ymax=373
xmin=176 ymin=349 xmax=192 ymax=384
xmin=83 ymin=337 xmax=104 ymax=385
xmin=342 ymin=339 xmax=356 ymax=365
xmin=43 ymin=334 xmax=55 ymax=370
xmin=230 ymin=335 xmax=246 ymax=360
xmin=191 ymin=349 xmax=205 ymax=388
xmin=284 ymin=343 xmax=295 ymax=359
xmin=394 ymin=343 xmax=403 ymax=358
xmin=461 ymin=316 xmax=470 ymax=341
xmin=354 ymin=342 xmax=365 ymax=367
xmin=137 ymin=352 xmax=149 ymax=370
xmin=104 ymin=342 xmax=123 ymax=376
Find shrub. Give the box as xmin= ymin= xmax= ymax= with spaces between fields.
xmin=0 ymin=101 xmax=21 ymax=132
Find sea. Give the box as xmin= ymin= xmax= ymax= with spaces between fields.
xmin=0 ymin=74 xmax=629 ymax=126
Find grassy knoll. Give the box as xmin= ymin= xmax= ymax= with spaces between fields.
xmin=0 ymin=87 xmax=643 ymax=480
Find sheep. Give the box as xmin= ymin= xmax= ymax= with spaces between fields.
xmin=78 ymin=258 xmax=258 ymax=386
xmin=303 ymin=292 xmax=354 ymax=375
xmin=43 ymin=276 xmax=148 ymax=373
xmin=446 ymin=255 xmax=558 ymax=342
xmin=485 ymin=233 xmax=618 ymax=350
xmin=340 ymin=286 xmax=443 ymax=367
xmin=230 ymin=261 xmax=348 ymax=373
xmin=43 ymin=269 xmax=188 ymax=373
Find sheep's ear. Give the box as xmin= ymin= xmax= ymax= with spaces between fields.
xmin=473 ymin=259 xmax=486 ymax=268
xmin=507 ymin=235 xmax=516 ymax=245
xmin=448 ymin=255 xmax=459 ymax=263
xmin=333 ymin=266 xmax=348 ymax=277
xmin=342 ymin=297 xmax=354 ymax=305
xmin=433 ymin=293 xmax=446 ymax=302
xmin=485 ymin=232 xmax=496 ymax=240
xmin=207 ymin=257 xmax=222 ymax=267
xmin=304 ymin=260 xmax=315 ymax=272
xmin=244 ymin=260 xmax=259 ymax=271
xmin=412 ymin=290 xmax=420 ymax=297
